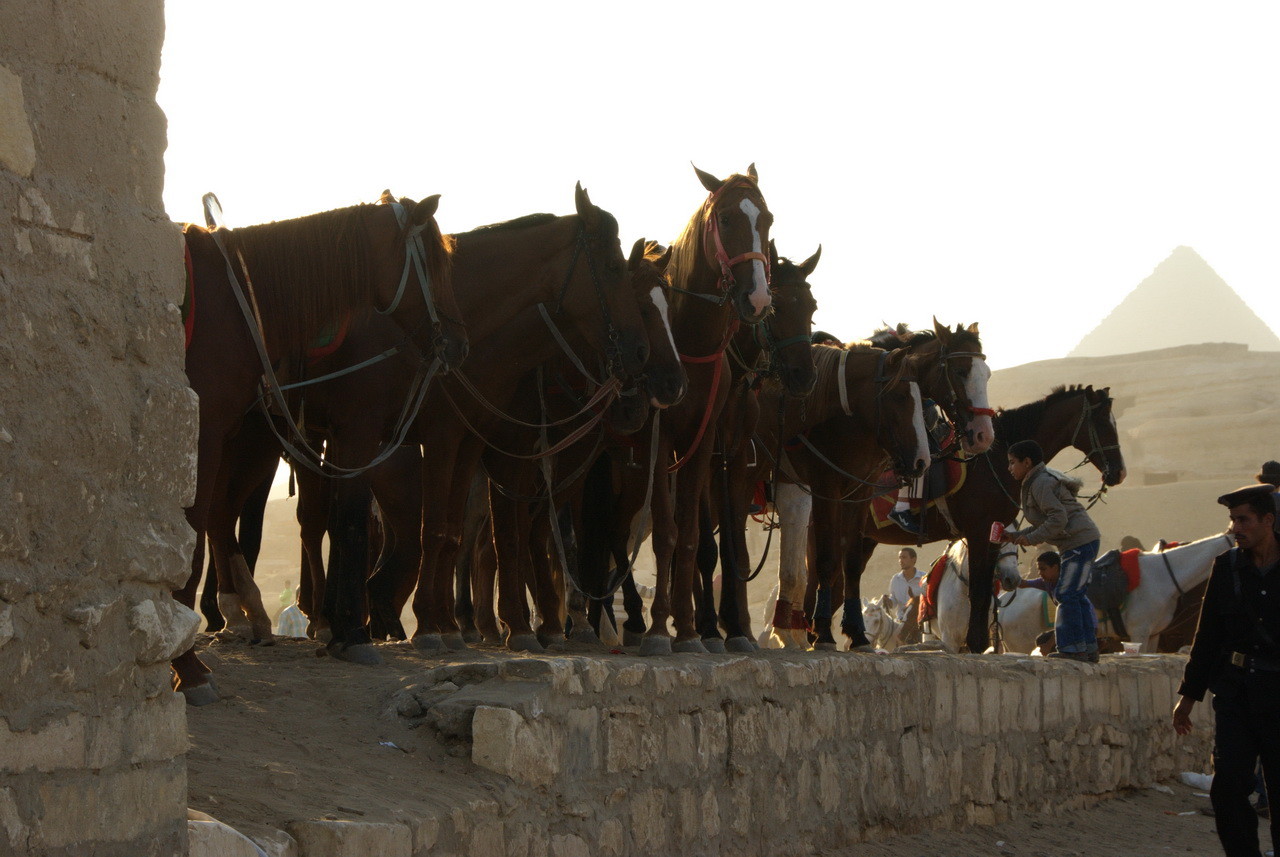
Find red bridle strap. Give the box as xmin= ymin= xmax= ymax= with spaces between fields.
xmin=702 ymin=181 xmax=770 ymax=291
xmin=669 ymin=318 xmax=740 ymax=473
xmin=970 ymin=407 xmax=996 ymax=417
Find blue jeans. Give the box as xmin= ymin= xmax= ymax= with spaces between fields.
xmin=1054 ymin=540 xmax=1099 ymax=653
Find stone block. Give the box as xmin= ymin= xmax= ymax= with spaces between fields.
xmin=0 ymin=712 xmax=85 ymax=772
xmin=36 ymin=762 xmax=185 ymax=847
xmin=629 ymin=789 xmax=667 ymax=852
xmin=550 ymin=833 xmax=589 ymax=857
xmin=188 ymin=818 xmax=262 ymax=857
xmin=469 ymin=820 xmax=505 ymax=857
xmin=252 ymin=828 xmax=299 ymax=857
xmin=955 ymin=674 xmax=979 ymax=730
xmin=598 ymin=818 xmax=625 ymax=857
xmin=692 ymin=708 xmax=728 ymax=771
xmin=471 ymin=706 xmax=558 ymax=786
xmin=287 ymin=820 xmax=413 ymax=857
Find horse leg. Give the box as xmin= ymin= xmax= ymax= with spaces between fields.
xmin=294 ymin=460 xmax=330 ymax=640
xmin=414 ymin=434 xmax=473 ymax=650
xmin=488 ymin=480 xmax=540 ymax=652
xmin=470 ymin=518 xmax=502 ymax=645
xmin=775 ymin=482 xmax=812 ymax=650
xmin=322 ymin=471 xmax=379 ymax=664
xmin=366 ymin=447 xmax=422 ymax=641
xmin=694 ymin=494 xmax=725 ymax=652
xmin=197 ymin=544 xmax=223 ymax=633
xmin=642 ymin=444 xmax=677 ymax=656
xmin=528 ymin=502 xmax=568 ymax=648
xmin=173 ymin=514 xmax=216 ymax=705
xmin=965 ymin=538 xmax=996 ymax=654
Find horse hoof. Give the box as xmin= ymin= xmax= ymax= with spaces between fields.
xmin=441 ymin=632 xmax=468 ymax=651
xmin=673 ymin=638 xmax=708 ymax=654
xmin=623 ymin=629 xmax=645 ymax=648
xmin=812 ymin=641 xmax=837 ymax=651
xmin=507 ymin=634 xmax=544 ymax=653
xmin=333 ymin=643 xmax=383 ymax=666
xmin=701 ymin=637 xmax=727 ymax=654
xmin=536 ymin=632 xmax=567 ymax=649
xmin=250 ymin=634 xmax=276 ymax=647
xmin=848 ymin=643 xmax=874 ymax=653
xmin=482 ymin=634 xmax=504 ymax=647
xmin=412 ymin=634 xmax=446 ymax=652
xmin=462 ymin=630 xmax=484 ymax=644
xmin=639 ymin=636 xmax=673 ymax=657
xmin=569 ymin=628 xmax=601 ymax=645
xmin=180 ymin=683 xmax=220 ymax=707
xmin=725 ymin=636 xmax=755 ymax=653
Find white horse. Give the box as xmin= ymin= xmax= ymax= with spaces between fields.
xmin=1094 ymin=533 xmax=1232 ymax=651
xmin=935 ymin=540 xmax=1043 ymax=653
xmin=861 ymin=594 xmax=905 ymax=651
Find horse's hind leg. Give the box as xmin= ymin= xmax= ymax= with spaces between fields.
xmin=695 ymin=495 xmax=725 ymax=652
xmin=774 ymin=483 xmax=812 ymax=649
xmin=294 ymin=460 xmax=330 ymax=640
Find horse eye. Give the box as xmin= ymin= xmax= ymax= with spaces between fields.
xmin=719 ymin=213 xmax=731 ymax=226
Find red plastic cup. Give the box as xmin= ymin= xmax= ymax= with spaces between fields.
xmin=989 ymin=522 xmax=1006 ymax=543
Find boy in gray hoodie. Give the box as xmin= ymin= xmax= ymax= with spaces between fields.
xmin=1002 ymin=439 xmax=1102 ymax=662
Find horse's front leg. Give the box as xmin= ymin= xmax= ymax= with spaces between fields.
xmin=774 ymin=482 xmax=812 ymax=650
xmin=642 ymin=441 xmax=677 ymax=656
xmin=965 ymin=539 xmax=996 ymax=654
xmin=694 ymin=492 xmax=725 ymax=651
xmin=838 ymin=510 xmax=876 ymax=652
xmin=366 ymin=446 xmax=422 ymax=641
xmin=489 ymin=481 xmax=540 ymax=652
xmin=294 ymin=460 xmax=330 ymax=640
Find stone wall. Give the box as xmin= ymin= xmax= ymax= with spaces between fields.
xmin=270 ymin=652 xmax=1211 ymax=857
xmin=0 ymin=2 xmax=196 ymax=855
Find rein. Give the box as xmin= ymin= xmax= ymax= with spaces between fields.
xmin=1160 ymin=550 xmax=1187 ymax=598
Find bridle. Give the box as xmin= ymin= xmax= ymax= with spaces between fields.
xmin=544 ymin=221 xmax=628 ymax=381
xmin=1064 ymin=393 xmax=1122 ymax=484
xmin=669 ymin=179 xmax=771 ymax=311
xmin=931 ymin=344 xmax=994 ymax=451
xmin=374 ymin=200 xmax=457 ymax=364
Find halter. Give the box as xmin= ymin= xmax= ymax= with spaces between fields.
xmin=548 ymin=222 xmax=626 ymax=379
xmin=1062 ymin=393 xmax=1123 ymax=505
xmin=375 ymin=201 xmax=447 ymax=345
xmin=668 ymin=180 xmax=771 ymax=309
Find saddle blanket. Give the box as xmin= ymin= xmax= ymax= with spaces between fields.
xmin=871 ymin=456 xmax=966 ymax=530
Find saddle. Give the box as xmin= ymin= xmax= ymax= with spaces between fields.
xmin=1087 ymin=549 xmax=1135 ymax=638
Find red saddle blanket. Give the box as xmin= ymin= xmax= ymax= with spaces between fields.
xmin=871 ymin=457 xmax=967 ymax=530
xmin=1117 ymin=544 xmax=1178 ymax=593
xmin=918 ymin=552 xmax=949 ymax=623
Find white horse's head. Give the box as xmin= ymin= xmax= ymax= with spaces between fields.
xmin=995 ymin=543 xmax=1024 ymax=591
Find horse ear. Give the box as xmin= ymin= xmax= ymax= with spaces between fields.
xmin=747 ymin=162 xmax=759 ymax=180
xmin=932 ymin=316 xmax=951 ymax=343
xmin=656 ymin=245 xmax=673 ymax=273
xmin=692 ymin=163 xmax=724 ymax=194
xmin=800 ymin=245 xmax=822 ymax=276
xmin=768 ymin=239 xmax=779 ymax=270
xmin=378 ymin=189 xmax=395 ymax=205
xmin=628 ymin=238 xmax=645 ymax=270
xmin=411 ymin=194 xmax=441 ymax=222
xmin=574 ymin=182 xmax=601 ymax=230
xmin=967 ymin=322 xmax=979 ymax=335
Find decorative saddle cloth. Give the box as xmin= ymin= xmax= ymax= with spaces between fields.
xmin=870 ymin=456 xmax=967 ymax=530
xmin=918 ymin=551 xmax=950 ymax=623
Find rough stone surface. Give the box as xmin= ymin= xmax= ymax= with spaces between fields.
xmin=0 ymin=2 xmax=194 ymax=855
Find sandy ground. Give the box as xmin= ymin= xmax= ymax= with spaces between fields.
xmin=186 ymin=636 xmax=1260 ymax=857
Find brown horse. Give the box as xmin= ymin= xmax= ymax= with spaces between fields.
xmin=624 ymin=164 xmax=775 ymax=654
xmin=696 ymin=242 xmax=820 ymax=650
xmin=751 ymin=343 xmax=930 ymax=649
xmin=397 ymin=188 xmax=657 ymax=652
xmin=177 ymin=194 xmax=461 ymax=702
xmin=846 ymin=383 xmax=1125 ymax=653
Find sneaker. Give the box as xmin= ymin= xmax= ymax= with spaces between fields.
xmin=889 ymin=508 xmax=923 ymax=534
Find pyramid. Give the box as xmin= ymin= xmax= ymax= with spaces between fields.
xmin=1069 ymin=246 xmax=1280 ymax=358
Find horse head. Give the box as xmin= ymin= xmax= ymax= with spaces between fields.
xmin=688 ymin=163 xmax=774 ymax=325
xmin=994 ymin=543 xmax=1024 ymax=592
xmin=557 ymin=183 xmax=651 ymax=380
xmin=371 ymin=190 xmax=468 ymax=372
xmin=755 ymin=241 xmax=819 ymax=397
xmin=929 ymin=320 xmax=994 ymax=454
xmin=860 ymin=347 xmax=931 ymax=483
xmin=628 ymin=240 xmax=686 ymax=409
xmin=1082 ymin=385 xmax=1126 ymax=487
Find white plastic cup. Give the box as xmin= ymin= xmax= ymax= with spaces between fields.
xmin=1122 ymin=642 xmax=1141 ymax=655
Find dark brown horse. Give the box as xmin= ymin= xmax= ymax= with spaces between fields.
xmin=845 ymin=384 xmax=1125 ymax=653
xmin=695 ymin=242 xmax=820 ymax=650
xmin=749 ymin=342 xmax=930 ymax=649
xmin=795 ymin=322 xmax=995 ymax=649
xmin=177 ymin=194 xmax=461 ymax=703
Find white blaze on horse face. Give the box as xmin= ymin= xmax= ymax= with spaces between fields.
xmin=648 ymin=285 xmax=680 ymax=407
xmin=962 ymin=357 xmax=995 ymax=454
xmin=738 ymin=198 xmax=771 ymax=315
xmin=908 ymin=382 xmax=930 ymax=473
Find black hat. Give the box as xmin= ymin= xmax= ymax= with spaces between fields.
xmin=1217 ymin=483 xmax=1277 ymax=507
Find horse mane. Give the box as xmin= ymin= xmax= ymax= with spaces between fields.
xmin=463 ymin=212 xmax=558 ymax=234
xmin=666 ymin=173 xmax=762 ymax=291
xmin=811 ymin=342 xmax=906 ymax=412
xmin=995 ymin=385 xmax=1097 ymax=444
xmin=224 ymin=205 xmax=382 ymax=355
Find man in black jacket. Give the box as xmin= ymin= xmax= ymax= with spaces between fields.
xmin=1173 ymin=483 xmax=1280 ymax=857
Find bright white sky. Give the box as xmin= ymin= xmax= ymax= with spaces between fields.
xmin=159 ymin=1 xmax=1280 ymax=371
